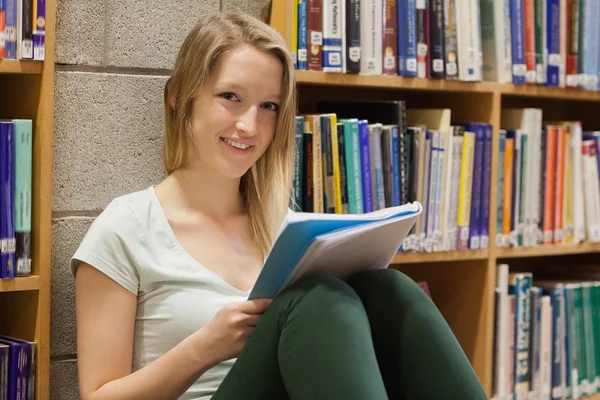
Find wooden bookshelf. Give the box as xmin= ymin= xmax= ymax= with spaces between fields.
xmin=269 ymin=1 xmax=600 ymax=397
xmin=0 ymin=0 xmax=56 ymax=398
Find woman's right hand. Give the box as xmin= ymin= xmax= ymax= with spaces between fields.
xmin=199 ymin=298 xmax=273 ymax=363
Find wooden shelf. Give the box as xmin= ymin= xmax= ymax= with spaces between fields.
xmin=497 ymin=242 xmax=600 ymax=259
xmin=0 ymin=276 xmax=40 ymax=292
xmin=391 ymin=250 xmax=489 ymax=264
xmin=295 ymin=70 xmax=600 ymax=101
xmin=0 ymin=60 xmax=43 ymax=74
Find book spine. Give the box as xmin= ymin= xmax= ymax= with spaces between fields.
xmin=360 ymin=0 xmax=382 ymax=74
xmin=398 ymin=108 xmax=408 ymax=205
xmin=546 ymin=0 xmax=561 ymax=86
xmin=510 ymin=273 xmax=533 ymax=397
xmin=535 ymin=0 xmax=548 ymax=84
xmin=524 ymin=0 xmax=537 ymax=83
xmin=497 ymin=130 xmax=506 ymax=247
xmin=13 ymin=120 xmax=32 ymax=276
xmin=480 ymin=123 xmax=492 ymax=249
xmin=421 ymin=131 xmax=432 ymax=250
xmin=416 ymin=0 xmax=428 ymax=78
xmin=443 ymin=0 xmax=459 ymax=79
xmin=503 ymin=138 xmax=515 ymax=247
xmin=429 ymin=0 xmax=445 ymax=78
xmin=293 ymin=117 xmax=304 ymax=212
xmin=509 ymin=130 xmax=521 ymax=247
xmin=369 ymin=124 xmax=385 ymax=211
xmin=457 ymin=131 xmax=475 ymax=249
xmin=426 ymin=131 xmax=438 ymax=251
xmin=434 ymin=130 xmax=445 ymax=250
xmin=4 ymin=0 xmax=16 ymax=59
xmin=0 ymin=0 xmax=5 ymax=58
xmin=302 ymin=131 xmax=313 ymax=212
xmin=345 ymin=0 xmax=360 ymax=73
xmin=382 ymin=0 xmax=398 ymax=75
xmin=449 ymin=132 xmax=463 ymax=250
xmin=307 ymin=0 xmax=323 ymax=71
xmin=337 ymin=123 xmax=349 ymax=214
xmin=322 ymin=0 xmax=343 ymax=72
xmin=518 ymin=133 xmax=528 ymax=246
xmin=382 ymin=127 xmax=394 ymax=207
xmin=530 ymin=287 xmax=543 ymax=399
xmin=511 ymin=0 xmax=527 ymax=84
xmin=468 ymin=124 xmax=484 ymax=249
xmin=32 ymin=0 xmax=43 ymax=60
xmin=566 ymin=0 xmax=579 ymax=86
xmin=329 ymin=116 xmax=343 ymax=214
xmin=391 ymin=126 xmax=401 ymax=206
xmin=543 ymin=126 xmax=557 ymax=244
xmin=398 ymin=0 xmax=418 ymax=76
xmin=564 ymin=126 xmax=574 ymax=243
xmin=359 ymin=120 xmax=373 ymax=213
xmin=456 ymin=0 xmax=482 ymax=80
xmin=554 ymin=126 xmax=566 ymax=244
xmin=298 ymin=0 xmax=308 ymax=70
xmin=0 ymin=123 xmax=14 ymax=279
xmin=19 ymin=0 xmax=31 ymax=59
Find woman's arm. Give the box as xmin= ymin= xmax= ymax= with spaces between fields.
xmin=75 ymin=262 xmax=220 ymax=400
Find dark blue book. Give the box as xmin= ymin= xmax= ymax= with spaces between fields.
xmin=0 ymin=337 xmax=30 ymax=400
xmin=0 ymin=122 xmax=15 ymax=279
xmin=465 ymin=122 xmax=486 ymax=249
xmin=546 ymin=0 xmax=561 ymax=87
xmin=397 ymin=0 xmax=417 ymax=76
xmin=480 ymin=123 xmax=493 ymax=249
xmin=510 ymin=0 xmax=527 ymax=84
xmin=359 ymin=120 xmax=373 ymax=213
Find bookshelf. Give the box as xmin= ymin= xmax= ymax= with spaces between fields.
xmin=269 ymin=0 xmax=600 ymax=398
xmin=0 ymin=0 xmax=56 ymax=398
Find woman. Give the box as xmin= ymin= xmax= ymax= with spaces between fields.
xmin=72 ymin=12 xmax=487 ymax=400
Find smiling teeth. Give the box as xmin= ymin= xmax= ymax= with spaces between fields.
xmin=222 ymin=138 xmax=251 ymax=150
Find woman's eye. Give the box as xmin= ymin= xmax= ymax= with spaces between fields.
xmin=219 ymin=93 xmax=239 ymax=101
xmin=262 ymin=102 xmax=279 ymax=112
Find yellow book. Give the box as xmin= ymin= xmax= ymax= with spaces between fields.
xmin=292 ymin=0 xmax=298 ymax=67
xmin=325 ymin=113 xmax=344 ymax=214
xmin=457 ymin=131 xmax=475 ymax=249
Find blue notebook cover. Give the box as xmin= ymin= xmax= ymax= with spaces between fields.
xmin=249 ymin=203 xmax=422 ymax=299
xmin=0 ymin=122 xmax=15 ymax=279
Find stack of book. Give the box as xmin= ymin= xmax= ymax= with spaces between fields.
xmin=498 ymin=108 xmax=600 ymax=249
xmin=291 ymin=100 xmax=493 ymax=253
xmin=293 ymin=0 xmax=600 ymax=91
xmin=0 ymin=0 xmax=46 ymax=60
xmin=492 ymin=263 xmax=600 ymax=400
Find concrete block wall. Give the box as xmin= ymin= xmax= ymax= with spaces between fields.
xmin=51 ymin=1 xmax=271 ymax=398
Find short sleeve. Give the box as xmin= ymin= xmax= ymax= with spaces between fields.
xmin=71 ymin=199 xmax=141 ymax=295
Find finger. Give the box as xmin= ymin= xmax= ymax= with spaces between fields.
xmin=243 ymin=314 xmax=262 ymax=327
xmin=240 ymin=298 xmax=273 ymax=314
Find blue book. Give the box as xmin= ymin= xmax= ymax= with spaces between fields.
xmin=248 ymin=202 xmax=423 ymax=299
xmin=480 ymin=123 xmax=493 ymax=249
xmin=465 ymin=123 xmax=486 ymax=249
xmin=292 ymin=117 xmax=304 ymax=212
xmin=4 ymin=0 xmax=16 ymax=59
xmin=391 ymin=125 xmax=401 ymax=206
xmin=359 ymin=120 xmax=373 ymax=213
xmin=0 ymin=337 xmax=30 ymax=400
xmin=397 ymin=0 xmax=417 ymax=77
xmin=497 ymin=130 xmax=506 ymax=247
xmin=509 ymin=272 xmax=533 ymax=396
xmin=297 ymin=0 xmax=308 ymax=70
xmin=340 ymin=119 xmax=363 ymax=214
xmin=0 ymin=122 xmax=15 ymax=279
xmin=546 ymin=0 xmax=561 ymax=87
xmin=510 ymin=0 xmax=527 ymax=84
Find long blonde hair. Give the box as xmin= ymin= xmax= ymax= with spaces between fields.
xmin=163 ymin=12 xmax=297 ymax=256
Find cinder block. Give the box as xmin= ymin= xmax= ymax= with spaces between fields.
xmin=221 ymin=0 xmax=271 ymax=23
xmin=105 ymin=0 xmax=219 ymax=69
xmin=55 ymin=0 xmax=104 ymax=66
xmin=51 ymin=359 xmax=80 ymax=400
xmin=51 ymin=217 xmax=95 ymax=358
xmin=53 ymin=71 xmax=167 ymax=212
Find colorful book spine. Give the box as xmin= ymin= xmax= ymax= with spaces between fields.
xmin=546 ymin=0 xmax=561 ymax=87
xmin=467 ymin=123 xmax=485 ymax=249
xmin=302 ymin=129 xmax=313 ymax=212
xmin=359 ymin=0 xmax=382 ymax=74
xmin=336 ymin=123 xmax=349 ymax=213
xmin=359 ymin=120 xmax=373 ymax=213
xmin=429 ymin=0 xmax=445 ymax=78
xmin=0 ymin=122 xmax=14 ymax=279
xmin=503 ymin=137 xmax=515 ymax=247
xmin=4 ymin=0 xmax=16 ymax=59
xmin=554 ymin=125 xmax=566 ymax=244
xmin=535 ymin=0 xmax=547 ymax=84
xmin=443 ymin=0 xmax=459 ymax=79
xmin=510 ymin=0 xmax=527 ymax=84
xmin=510 ymin=272 xmax=533 ymax=398
xmin=497 ymin=130 xmax=506 ymax=247
xmin=344 ymin=0 xmax=360 ymax=73
xmin=369 ymin=123 xmax=385 ymax=210
xmin=341 ymin=119 xmax=363 ymax=213
xmin=307 ymin=0 xmax=323 ymax=71
xmin=32 ymin=0 xmax=45 ymax=60
xmin=0 ymin=0 xmax=5 ymax=58
xmin=457 ymin=131 xmax=475 ymax=249
xmin=298 ymin=0 xmax=308 ymax=70
xmin=382 ymin=0 xmax=398 ymax=75
xmin=416 ymin=0 xmax=428 ymax=78
xmin=480 ymin=123 xmax=492 ymax=249
xmin=543 ymin=126 xmax=557 ymax=244
xmin=524 ymin=0 xmax=537 ymax=83
xmin=391 ymin=125 xmax=401 ymax=206
xmin=20 ymin=0 xmax=33 ymax=59
xmin=398 ymin=0 xmax=418 ymax=76
xmin=322 ymin=0 xmax=343 ymax=72
xmin=13 ymin=120 xmax=32 ymax=277
xmin=0 ymin=338 xmax=30 ymax=400
xmin=566 ymin=0 xmax=580 ymax=86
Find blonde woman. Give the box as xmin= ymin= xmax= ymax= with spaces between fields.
xmin=72 ymin=12 xmax=487 ymax=400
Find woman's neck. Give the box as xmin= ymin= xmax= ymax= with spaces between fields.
xmin=158 ymin=165 xmax=245 ymax=219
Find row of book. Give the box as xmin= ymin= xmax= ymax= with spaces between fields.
xmin=0 ymin=335 xmax=36 ymax=400
xmin=498 ymin=109 xmax=600 ymax=249
xmin=293 ymin=0 xmax=600 ymax=90
xmin=291 ymin=101 xmax=494 ymax=253
xmin=0 ymin=0 xmax=46 ymax=60
xmin=0 ymin=120 xmax=32 ymax=280
xmin=492 ymin=264 xmax=600 ymax=400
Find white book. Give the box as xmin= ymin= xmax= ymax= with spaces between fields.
xmin=572 ymin=123 xmax=586 ymax=243
xmin=587 ymin=144 xmax=600 ymax=241
xmin=442 ymin=132 xmax=454 ymax=251
xmin=512 ymin=130 xmax=522 ymax=247
xmin=322 ymin=0 xmax=343 ymax=72
xmin=434 ymin=132 xmax=445 ymax=251
xmin=426 ymin=131 xmax=440 ymax=252
xmin=456 ymin=0 xmax=483 ymax=81
xmin=493 ymin=264 xmax=510 ymax=399
xmin=481 ymin=0 xmax=512 ymax=82
xmin=449 ymin=134 xmax=463 ymax=251
xmin=539 ymin=296 xmax=553 ymax=400
xmin=359 ymin=0 xmax=382 ymax=75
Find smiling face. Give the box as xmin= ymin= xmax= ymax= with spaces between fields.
xmin=187 ymin=44 xmax=284 ymax=180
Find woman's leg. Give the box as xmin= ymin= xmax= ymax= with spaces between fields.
xmin=212 ymin=274 xmax=388 ymax=400
xmin=347 ymin=268 xmax=488 ymax=400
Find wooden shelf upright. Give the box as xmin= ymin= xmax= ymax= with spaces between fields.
xmin=269 ymin=1 xmax=600 ymax=397
xmin=0 ymin=0 xmax=56 ymax=398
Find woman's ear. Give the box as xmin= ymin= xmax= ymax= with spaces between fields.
xmin=166 ymin=77 xmax=177 ymax=112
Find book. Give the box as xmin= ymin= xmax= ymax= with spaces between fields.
xmin=248 ymin=202 xmax=423 ymax=299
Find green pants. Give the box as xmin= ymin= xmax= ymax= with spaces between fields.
xmin=213 ymin=269 xmax=487 ymax=400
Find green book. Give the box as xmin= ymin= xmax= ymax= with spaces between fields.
xmin=340 ymin=119 xmax=362 ymax=214
xmin=12 ymin=119 xmax=32 ymax=277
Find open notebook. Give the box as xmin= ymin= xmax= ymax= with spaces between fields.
xmin=249 ymin=202 xmax=423 ymax=299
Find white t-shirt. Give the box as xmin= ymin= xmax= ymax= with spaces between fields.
xmin=71 ymin=186 xmax=251 ymax=400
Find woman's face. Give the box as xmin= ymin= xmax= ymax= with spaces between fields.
xmin=188 ymin=44 xmax=283 ymax=180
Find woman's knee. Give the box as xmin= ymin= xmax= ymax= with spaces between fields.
xmin=348 ymin=268 xmax=432 ymax=304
